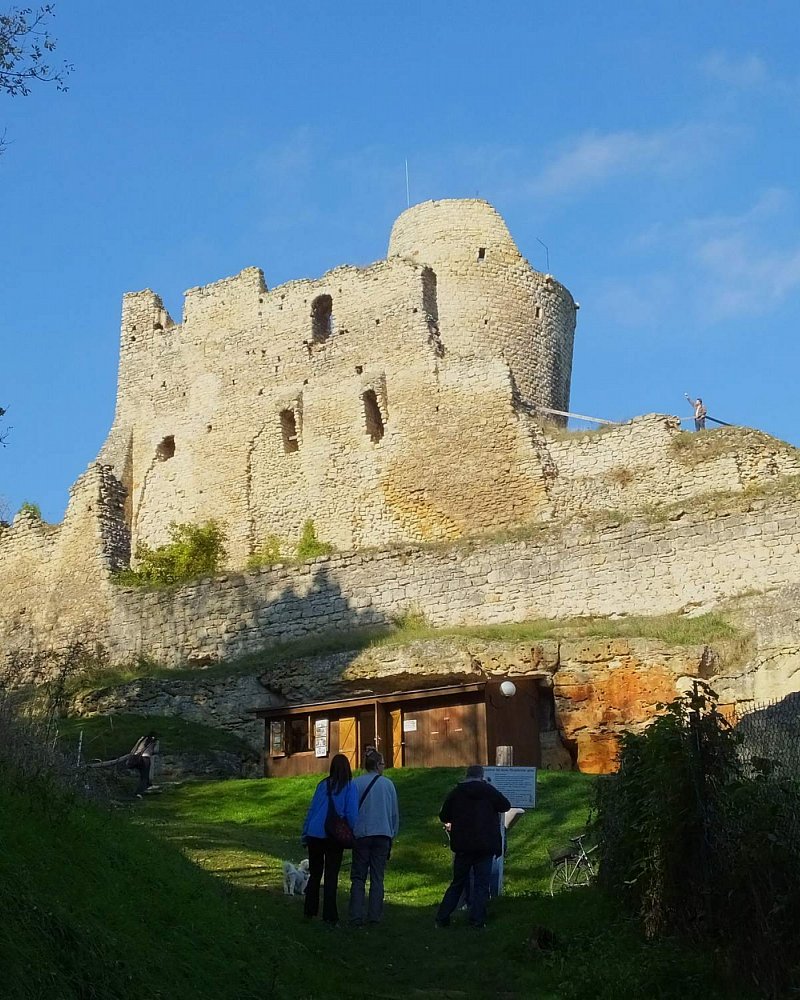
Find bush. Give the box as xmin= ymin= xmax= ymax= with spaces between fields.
xmin=295 ymin=519 xmax=334 ymax=561
xmin=18 ymin=500 xmax=42 ymax=519
xmin=594 ymin=683 xmax=800 ymax=996
xmin=115 ymin=521 xmax=227 ymax=587
xmin=246 ymin=534 xmax=283 ymax=570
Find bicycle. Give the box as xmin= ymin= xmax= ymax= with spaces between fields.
xmin=548 ymin=834 xmax=597 ymax=895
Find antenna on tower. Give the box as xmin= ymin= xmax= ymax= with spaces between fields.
xmin=405 ymin=159 xmax=410 ymax=208
xmin=536 ymin=237 xmax=550 ymax=273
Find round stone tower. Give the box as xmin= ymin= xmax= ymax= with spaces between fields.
xmin=388 ymin=199 xmax=576 ymax=413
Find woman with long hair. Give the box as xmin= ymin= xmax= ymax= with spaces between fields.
xmin=301 ymin=753 xmax=359 ymax=925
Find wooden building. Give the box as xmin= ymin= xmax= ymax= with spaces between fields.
xmin=255 ymin=679 xmax=541 ymax=777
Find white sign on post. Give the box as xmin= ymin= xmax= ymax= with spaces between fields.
xmin=483 ymin=766 xmax=537 ymax=809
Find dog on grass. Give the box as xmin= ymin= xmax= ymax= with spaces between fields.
xmin=282 ymin=859 xmax=310 ymax=895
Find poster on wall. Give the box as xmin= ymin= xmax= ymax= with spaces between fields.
xmin=314 ymin=718 xmax=329 ymax=757
xmin=403 ymin=719 xmax=418 ymax=732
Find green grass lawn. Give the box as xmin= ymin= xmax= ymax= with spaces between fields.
xmin=129 ymin=768 xmax=749 ymax=999
xmin=57 ymin=712 xmax=255 ymax=759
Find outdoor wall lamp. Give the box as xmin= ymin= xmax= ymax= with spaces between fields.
xmin=499 ymin=680 xmax=517 ymax=698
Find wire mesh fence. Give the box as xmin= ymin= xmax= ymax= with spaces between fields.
xmin=730 ymin=691 xmax=800 ymax=777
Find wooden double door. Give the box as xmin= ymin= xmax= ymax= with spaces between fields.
xmin=401 ymin=697 xmax=485 ymax=768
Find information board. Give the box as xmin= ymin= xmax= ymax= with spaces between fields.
xmin=314 ymin=718 xmax=329 ymax=757
xmin=482 ymin=766 xmax=537 ymax=809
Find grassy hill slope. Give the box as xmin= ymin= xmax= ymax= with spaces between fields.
xmin=1 ymin=768 xmax=752 ymax=999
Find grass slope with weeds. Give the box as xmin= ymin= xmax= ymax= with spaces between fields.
xmin=130 ymin=767 xmax=750 ymax=999
xmin=57 ymin=713 xmax=255 ymax=760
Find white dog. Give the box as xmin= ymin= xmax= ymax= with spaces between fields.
xmin=282 ymin=859 xmax=310 ymax=895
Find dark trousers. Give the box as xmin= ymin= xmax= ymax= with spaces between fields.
xmin=437 ymin=852 xmax=493 ymax=927
xmin=349 ymin=835 xmax=391 ymax=924
xmin=133 ymin=756 xmax=152 ymax=795
xmin=695 ymin=417 xmax=706 ymax=431
xmin=304 ymin=836 xmax=344 ymax=924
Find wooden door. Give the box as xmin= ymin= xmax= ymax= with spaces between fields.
xmin=389 ymin=709 xmax=403 ymax=768
xmin=339 ymin=716 xmax=357 ymax=768
xmin=403 ymin=699 xmax=482 ymax=768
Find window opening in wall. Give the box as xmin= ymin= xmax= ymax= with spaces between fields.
xmin=535 ymin=305 xmax=542 ymax=320
xmin=289 ymin=717 xmax=310 ymax=754
xmin=280 ymin=409 xmax=299 ymax=453
xmin=477 ymin=247 xmax=486 ymax=261
xmin=311 ymin=294 xmax=333 ymax=343
xmin=363 ymin=389 xmax=385 ymax=443
xmin=156 ymin=435 xmax=175 ymax=461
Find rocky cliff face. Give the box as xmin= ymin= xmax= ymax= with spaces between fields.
xmin=69 ymin=635 xmax=710 ymax=774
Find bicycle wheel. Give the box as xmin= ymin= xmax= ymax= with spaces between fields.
xmin=570 ymin=861 xmax=592 ymax=888
xmin=549 ymin=860 xmax=571 ymax=896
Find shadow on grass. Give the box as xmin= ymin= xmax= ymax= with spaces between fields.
xmin=131 ymin=770 xmax=753 ymax=999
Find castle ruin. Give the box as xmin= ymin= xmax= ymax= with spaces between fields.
xmin=99 ymin=199 xmax=577 ymax=562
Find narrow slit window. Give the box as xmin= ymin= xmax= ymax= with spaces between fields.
xmin=280 ymin=409 xmax=299 ymax=453
xmin=535 ymin=305 xmax=543 ymax=320
xmin=311 ymin=294 xmax=333 ymax=343
xmin=363 ymin=389 xmax=385 ymax=443
xmin=477 ymin=247 xmax=486 ymax=261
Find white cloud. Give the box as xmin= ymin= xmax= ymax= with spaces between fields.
xmin=701 ymin=51 xmax=769 ymax=89
xmin=527 ymin=123 xmax=735 ymax=198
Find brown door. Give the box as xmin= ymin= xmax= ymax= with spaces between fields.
xmin=403 ymin=699 xmax=481 ymax=768
xmin=339 ymin=716 xmax=357 ymax=768
xmin=389 ymin=709 xmax=403 ymax=768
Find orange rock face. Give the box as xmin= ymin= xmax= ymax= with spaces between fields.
xmin=553 ymin=640 xmax=704 ymax=773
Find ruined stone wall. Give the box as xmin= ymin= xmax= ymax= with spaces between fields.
xmin=90 ymin=495 xmax=800 ymax=690
xmin=96 ymin=199 xmax=576 ymax=565
xmin=0 ymin=465 xmax=128 ymax=674
xmin=539 ymin=415 xmax=800 ymax=518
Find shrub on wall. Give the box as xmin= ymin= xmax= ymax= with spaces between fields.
xmin=19 ymin=501 xmax=42 ymax=519
xmin=246 ymin=535 xmax=283 ymax=570
xmin=594 ymin=683 xmax=800 ymax=996
xmin=295 ymin=519 xmax=334 ymax=561
xmin=115 ymin=521 xmax=227 ymax=587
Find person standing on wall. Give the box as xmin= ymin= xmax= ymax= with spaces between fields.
xmin=435 ymin=764 xmax=511 ymax=930
xmin=685 ymin=394 xmax=707 ymax=431
xmin=301 ymin=753 xmax=359 ymax=927
xmin=348 ymin=747 xmax=400 ymax=927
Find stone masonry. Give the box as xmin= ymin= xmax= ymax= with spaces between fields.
xmin=3 ymin=198 xmax=800 ymax=768
xmin=97 ymin=199 xmax=577 ymax=562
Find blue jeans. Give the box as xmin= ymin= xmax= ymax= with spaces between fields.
xmin=349 ymin=835 xmax=392 ymax=924
xmin=437 ymin=852 xmax=493 ymax=927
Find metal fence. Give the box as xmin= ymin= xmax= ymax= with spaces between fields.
xmin=731 ymin=692 xmax=800 ymax=777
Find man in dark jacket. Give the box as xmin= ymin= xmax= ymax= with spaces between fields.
xmin=435 ymin=764 xmax=511 ymax=929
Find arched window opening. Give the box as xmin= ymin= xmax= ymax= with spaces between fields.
xmin=280 ymin=409 xmax=299 ymax=453
xmin=311 ymin=294 xmax=333 ymax=343
xmin=363 ymin=389 xmax=385 ymax=444
xmin=156 ymin=435 xmax=175 ymax=461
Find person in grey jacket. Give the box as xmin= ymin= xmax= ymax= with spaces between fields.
xmin=348 ymin=747 xmax=399 ymax=926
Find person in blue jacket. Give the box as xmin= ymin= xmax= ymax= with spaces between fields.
xmin=301 ymin=753 xmax=359 ymax=925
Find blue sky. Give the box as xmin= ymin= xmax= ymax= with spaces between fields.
xmin=2 ymin=1 xmax=800 ymax=521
